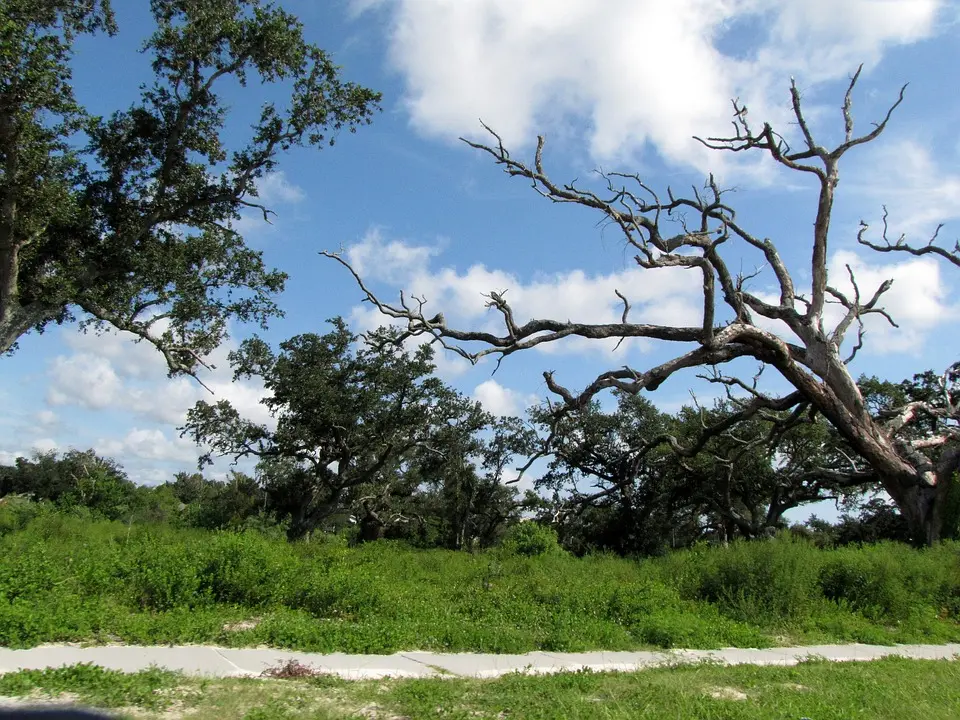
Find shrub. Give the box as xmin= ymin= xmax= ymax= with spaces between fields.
xmin=124 ymin=534 xmax=208 ymax=611
xmin=199 ymin=532 xmax=292 ymax=607
xmin=291 ymin=566 xmax=384 ymax=619
xmin=501 ymin=522 xmax=563 ymax=557
xmin=605 ymin=580 xmax=685 ymax=625
xmin=0 ymin=496 xmax=51 ymax=536
xmin=819 ymin=542 xmax=960 ymax=621
xmin=678 ymin=534 xmax=822 ymax=622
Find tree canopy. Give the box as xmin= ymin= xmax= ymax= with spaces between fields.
xmin=0 ymin=0 xmax=380 ymax=379
xmin=182 ymin=319 xmax=516 ymax=540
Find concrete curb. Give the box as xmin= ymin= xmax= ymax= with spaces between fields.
xmin=0 ymin=643 xmax=958 ymax=680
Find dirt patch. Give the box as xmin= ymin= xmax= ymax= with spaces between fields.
xmin=221 ymin=618 xmax=261 ymax=633
xmin=706 ymin=686 xmax=748 ymax=701
xmin=354 ymin=702 xmax=411 ymax=719
xmin=0 ymin=691 xmax=82 ymax=708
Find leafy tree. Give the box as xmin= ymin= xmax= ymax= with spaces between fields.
xmin=528 ymin=392 xmax=681 ymax=554
xmin=169 ymin=471 xmax=207 ymax=505
xmin=330 ymin=70 xmax=960 ymax=544
xmin=165 ymin=469 xmax=265 ymax=530
xmin=831 ymin=497 xmax=912 ymax=546
xmin=528 ymin=392 xmax=842 ymax=553
xmin=182 ymin=318 xmax=489 ymax=540
xmin=192 ymin=470 xmax=264 ymax=530
xmin=1 ymin=0 xmax=379 ymax=378
xmin=404 ymin=415 xmax=534 ymax=550
xmin=0 ymin=448 xmax=136 ymax=519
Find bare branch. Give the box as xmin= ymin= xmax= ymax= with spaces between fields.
xmin=858 ymin=208 xmax=960 ymax=269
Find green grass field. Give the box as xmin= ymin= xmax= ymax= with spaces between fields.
xmin=1 ymin=657 xmax=958 ymax=719
xmin=1 ymin=512 xmax=959 ymax=653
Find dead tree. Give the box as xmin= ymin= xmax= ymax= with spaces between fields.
xmin=324 ymin=67 xmax=960 ymax=546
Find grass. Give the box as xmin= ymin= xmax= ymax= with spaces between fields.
xmin=0 ymin=512 xmax=958 ymax=653
xmin=0 ymin=657 xmax=958 ymax=719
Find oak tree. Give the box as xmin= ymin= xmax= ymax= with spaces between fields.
xmin=1 ymin=0 xmax=379 ymax=379
xmin=182 ymin=319 xmax=493 ymax=541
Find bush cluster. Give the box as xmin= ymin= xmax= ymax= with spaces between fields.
xmin=0 ymin=513 xmax=957 ymax=652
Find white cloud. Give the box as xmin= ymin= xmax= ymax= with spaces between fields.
xmin=473 ymin=379 xmax=538 ymax=417
xmin=97 ymin=428 xmax=200 ymax=465
xmin=47 ymin=353 xmax=124 ymax=409
xmin=748 ymin=248 xmax=955 ymax=355
xmin=46 ymin=327 xmax=274 ymax=428
xmin=30 ymin=438 xmax=59 ymax=454
xmin=826 ymin=249 xmax=954 ymax=352
xmin=346 ymin=227 xmax=441 ymax=284
xmin=358 ymin=0 xmax=943 ymax=171
xmin=34 ymin=410 xmax=58 ymax=427
xmin=346 ymin=229 xmax=705 ymax=359
xmin=759 ymin=0 xmax=941 ymax=82
xmin=852 ymin=139 xmax=960 ymax=236
xmin=65 ymin=323 xmax=170 ymax=380
xmin=253 ymin=171 xmax=306 ymax=205
xmin=0 ymin=450 xmax=25 ymax=465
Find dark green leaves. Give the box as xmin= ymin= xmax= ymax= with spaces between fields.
xmin=1 ymin=0 xmax=380 ymax=377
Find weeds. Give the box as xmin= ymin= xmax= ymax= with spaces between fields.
xmin=2 ymin=657 xmax=958 ymax=720
xmin=260 ymin=659 xmax=323 ymax=679
xmin=0 ymin=515 xmax=957 ymax=652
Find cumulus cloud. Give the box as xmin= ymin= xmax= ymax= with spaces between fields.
xmin=825 ymin=249 xmax=954 ymax=353
xmin=851 ymin=139 xmax=960 ymax=236
xmin=97 ymin=428 xmax=200 ymax=465
xmin=254 ymin=171 xmax=306 ymax=205
xmin=345 ymin=229 xmax=704 ymax=359
xmin=473 ymin=379 xmax=538 ymax=417
xmin=0 ymin=450 xmax=25 ymax=465
xmin=34 ymin=410 xmax=57 ymax=427
xmin=346 ymin=227 xmax=442 ymax=284
xmin=46 ymin=326 xmax=274 ymax=428
xmin=748 ymin=247 xmax=955 ymax=355
xmin=47 ymin=354 xmax=124 ymax=409
xmin=356 ymin=0 xmax=943 ymax=171
xmin=30 ymin=438 xmax=59 ymax=454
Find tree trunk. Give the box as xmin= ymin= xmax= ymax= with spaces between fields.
xmin=792 ymin=363 xmax=956 ymax=547
xmin=359 ymin=510 xmax=385 ymax=543
xmin=887 ymin=455 xmax=960 ymax=547
xmin=889 ymin=482 xmax=941 ymax=547
xmin=360 ymin=515 xmax=385 ymax=542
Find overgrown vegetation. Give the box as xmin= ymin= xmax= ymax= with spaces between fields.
xmin=2 ymin=657 xmax=960 ymax=719
xmin=2 ymin=365 xmax=939 ymax=557
xmin=0 ymin=510 xmax=957 ymax=652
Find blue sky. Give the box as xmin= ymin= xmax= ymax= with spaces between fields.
xmin=2 ymin=0 xmax=959 ymax=523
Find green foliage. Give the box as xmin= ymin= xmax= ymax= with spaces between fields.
xmin=0 ymin=449 xmax=136 ymax=520
xmin=533 ymin=390 xmax=861 ymax=556
xmin=682 ymin=535 xmax=823 ymax=622
xmin=501 ymin=522 xmax=563 ymax=557
xmin=184 ymin=318 xmax=513 ymax=541
xmin=0 ymin=514 xmax=958 ymax=652
xmin=819 ymin=542 xmax=960 ymax=622
xmin=0 ymin=494 xmax=53 ymax=535
xmin=125 ymin=532 xmax=210 ymax=611
xmin=1 ymin=0 xmax=379 ymax=375
xmin=3 ymin=657 xmax=960 ymax=720
xmin=0 ymin=663 xmax=180 ymax=710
